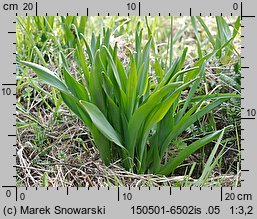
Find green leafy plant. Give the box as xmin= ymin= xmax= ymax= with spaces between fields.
xmin=21 ymin=18 xmax=239 ymax=176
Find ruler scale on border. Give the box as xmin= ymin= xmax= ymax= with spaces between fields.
xmin=0 ymin=0 xmax=256 ymax=218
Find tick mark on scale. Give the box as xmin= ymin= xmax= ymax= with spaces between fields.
xmin=2 ymin=83 xmax=16 ymax=86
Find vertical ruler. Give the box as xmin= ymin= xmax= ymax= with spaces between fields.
xmin=0 ymin=0 xmax=256 ymax=218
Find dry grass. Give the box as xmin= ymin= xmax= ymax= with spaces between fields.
xmin=16 ymin=106 xmax=240 ymax=187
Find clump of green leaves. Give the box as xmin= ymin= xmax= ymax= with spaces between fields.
xmin=21 ymin=17 xmax=239 ymax=176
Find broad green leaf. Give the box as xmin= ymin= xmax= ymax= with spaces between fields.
xmin=101 ymin=46 xmax=123 ymax=90
xmin=159 ymin=129 xmax=224 ymax=175
xmin=135 ymin=23 xmax=142 ymax=70
xmin=157 ymin=48 xmax=187 ymax=90
xmin=90 ymin=32 xmax=96 ymax=55
xmin=89 ymin=50 xmax=106 ymax=114
xmin=156 ymin=57 xmax=180 ymax=89
xmin=81 ymin=33 xmax=94 ymax=65
xmin=103 ymin=28 xmax=111 ymax=47
xmin=160 ymin=98 xmax=227 ymax=156
xmin=80 ymin=101 xmax=124 ymax=149
xmin=102 ymin=72 xmax=114 ymax=97
xmin=178 ymin=47 xmax=188 ymax=71
xmin=137 ymin=37 xmax=152 ymax=97
xmin=63 ymin=67 xmax=89 ymax=101
xmin=60 ymin=91 xmax=91 ymax=128
xmin=126 ymin=53 xmax=137 ymax=118
xmin=137 ymin=78 xmax=199 ymax=165
xmin=106 ymin=95 xmax=122 ymax=135
xmin=175 ymin=63 xmax=205 ymax=122
xmin=91 ymin=125 xmax=112 ymax=165
xmin=72 ymin=24 xmax=90 ymax=82
xmin=154 ymin=59 xmax=164 ymax=83
xmin=127 ymin=82 xmax=183 ymax=156
xmin=94 ymin=34 xmax=101 ymax=54
xmin=21 ymin=61 xmax=69 ymax=94
xmin=145 ymin=78 xmax=199 ymax=131
xmin=116 ymin=57 xmax=128 ymax=90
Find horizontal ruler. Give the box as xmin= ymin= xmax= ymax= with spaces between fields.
xmin=1 ymin=187 xmax=255 ymax=218
xmin=1 ymin=0 xmax=257 ymax=219
xmin=0 ymin=0 xmax=255 ymax=17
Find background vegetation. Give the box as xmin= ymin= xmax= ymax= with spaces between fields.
xmin=16 ymin=16 xmax=241 ymax=187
